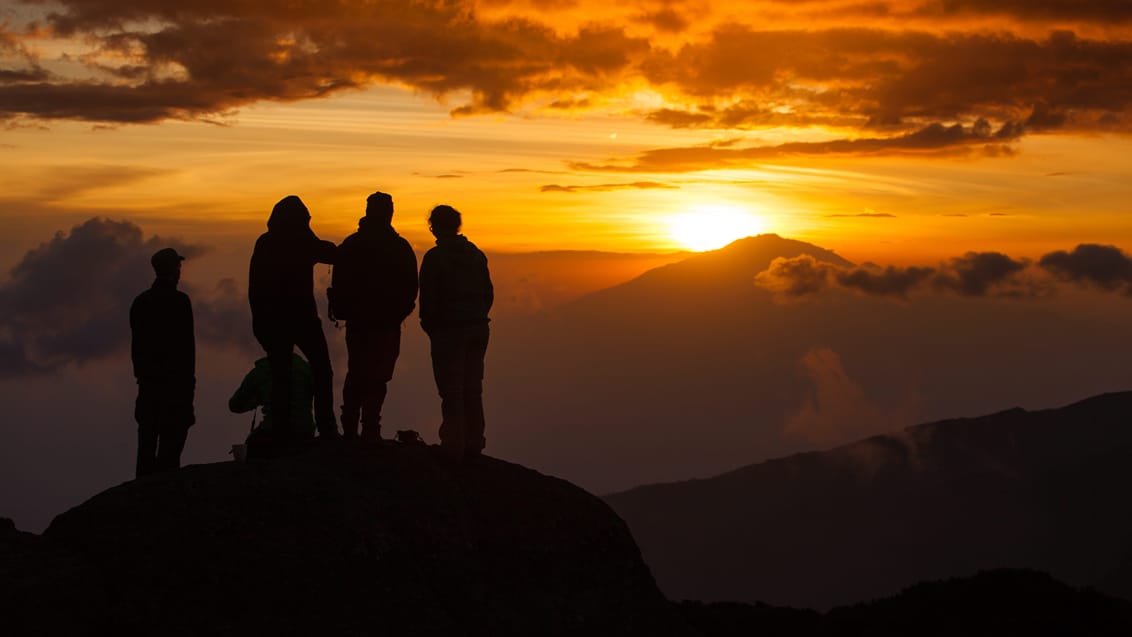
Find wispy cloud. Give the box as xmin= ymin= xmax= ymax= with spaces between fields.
xmin=539 ymin=181 xmax=678 ymax=193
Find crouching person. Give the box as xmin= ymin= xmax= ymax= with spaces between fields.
xmin=229 ymin=353 xmax=316 ymax=458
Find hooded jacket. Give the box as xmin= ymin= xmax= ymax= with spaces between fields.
xmin=333 ymin=217 xmax=418 ymax=329
xmin=248 ymin=196 xmax=336 ymax=323
xmin=418 ymin=235 xmax=493 ymax=333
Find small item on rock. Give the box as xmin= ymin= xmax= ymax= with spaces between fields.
xmin=395 ymin=430 xmax=425 ymax=445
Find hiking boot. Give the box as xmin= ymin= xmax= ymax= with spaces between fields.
xmin=340 ymin=405 xmax=359 ymax=439
xmin=360 ymin=427 xmax=383 ymax=443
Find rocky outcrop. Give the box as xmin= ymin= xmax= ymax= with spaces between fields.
xmin=0 ymin=517 xmax=109 ymax=635
xmin=39 ymin=443 xmax=686 ymax=636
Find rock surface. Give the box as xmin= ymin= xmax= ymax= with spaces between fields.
xmin=0 ymin=517 xmax=109 ymax=636
xmin=41 ymin=442 xmax=686 ymax=636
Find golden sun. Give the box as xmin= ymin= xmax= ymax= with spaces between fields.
xmin=667 ymin=205 xmax=766 ymax=251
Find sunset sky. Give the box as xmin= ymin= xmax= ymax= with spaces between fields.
xmin=3 ymin=0 xmax=1131 ymax=265
xmin=3 ymin=1 xmax=1132 ymax=532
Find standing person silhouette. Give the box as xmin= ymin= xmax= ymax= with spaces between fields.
xmin=130 ymin=248 xmax=195 ymax=477
xmin=248 ymin=195 xmax=338 ymax=441
xmin=419 ymin=205 xmax=493 ymax=458
xmin=331 ymin=192 xmax=418 ymax=440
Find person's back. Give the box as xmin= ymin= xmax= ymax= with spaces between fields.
xmin=333 ymin=191 xmax=418 ymax=440
xmin=248 ymin=196 xmax=336 ymax=324
xmin=229 ymin=353 xmax=315 ymax=457
xmin=334 ymin=216 xmax=417 ymax=328
xmin=131 ymin=280 xmax=194 ymax=385
xmin=245 ymin=195 xmax=339 ymax=440
xmin=228 ymin=354 xmax=316 ymax=436
xmin=419 ymin=233 xmax=493 ymax=333
xmin=419 ymin=204 xmax=493 ymax=459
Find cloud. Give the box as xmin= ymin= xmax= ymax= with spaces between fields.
xmin=1 ymin=2 xmax=651 ymax=123
xmin=539 ymin=181 xmax=678 ymax=193
xmin=2 ymin=2 xmax=1131 ymax=153
xmin=755 ymin=251 xmax=1033 ymax=300
xmin=754 ymin=254 xmax=832 ymax=297
xmin=784 ymin=347 xmax=914 ymax=446
xmin=837 ymin=264 xmax=936 ymax=298
xmin=911 ymin=0 xmax=1132 ymax=22
xmin=932 ymin=251 xmax=1030 ymax=297
xmin=1038 ymin=244 xmax=1132 ymax=295
xmin=825 ymin=212 xmax=897 ymax=218
xmin=571 ymin=119 xmax=1025 ymax=172
xmin=0 ymin=217 xmax=256 ymax=378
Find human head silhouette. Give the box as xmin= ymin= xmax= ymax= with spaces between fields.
xmin=428 ymin=205 xmax=461 ymax=239
xmin=366 ymin=192 xmax=394 ymax=225
xmin=267 ymin=195 xmax=311 ymax=233
xmin=151 ymin=247 xmax=184 ymax=283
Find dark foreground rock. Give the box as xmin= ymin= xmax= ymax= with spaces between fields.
xmin=0 ymin=517 xmax=109 ymax=636
xmin=40 ymin=443 xmax=686 ymax=637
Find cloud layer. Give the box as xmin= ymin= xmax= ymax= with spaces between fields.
xmin=2 ymin=1 xmax=1131 ymax=157
xmin=755 ymin=244 xmax=1132 ymax=301
xmin=0 ymin=217 xmax=254 ymax=377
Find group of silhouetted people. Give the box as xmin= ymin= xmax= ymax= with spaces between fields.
xmin=129 ymin=192 xmax=493 ymax=477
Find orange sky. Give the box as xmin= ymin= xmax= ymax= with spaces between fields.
xmin=2 ymin=0 xmax=1131 ymax=265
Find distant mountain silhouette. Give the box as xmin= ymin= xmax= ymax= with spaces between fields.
xmin=15 ymin=445 xmax=684 ymax=636
xmin=486 ymin=233 xmax=1132 ymax=497
xmin=605 ymin=391 xmax=1132 ymax=609
xmin=678 ymin=569 xmax=1132 ymax=636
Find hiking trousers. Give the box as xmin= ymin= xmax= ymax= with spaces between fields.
xmin=135 ymin=381 xmax=193 ymax=477
xmin=429 ymin=323 xmax=489 ymax=454
xmin=342 ymin=325 xmax=401 ymax=437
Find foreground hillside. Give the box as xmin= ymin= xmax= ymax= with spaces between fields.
xmin=4 ymin=438 xmax=1132 ymax=636
xmin=10 ymin=443 xmax=683 ymax=637
xmin=606 ymin=391 xmax=1132 ymax=609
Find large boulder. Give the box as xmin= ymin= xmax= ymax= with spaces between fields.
xmin=44 ymin=443 xmax=687 ymax=636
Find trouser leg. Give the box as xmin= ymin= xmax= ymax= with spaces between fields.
xmin=297 ymin=317 xmax=337 ymax=437
xmin=156 ymin=424 xmax=189 ymax=472
xmin=265 ymin=344 xmax=294 ymax=440
xmin=362 ymin=328 xmax=400 ymax=438
xmin=342 ymin=326 xmax=363 ymax=438
xmin=463 ymin=324 xmax=489 ymax=455
xmin=135 ymin=392 xmax=158 ymax=478
xmin=431 ymin=329 xmax=466 ymax=451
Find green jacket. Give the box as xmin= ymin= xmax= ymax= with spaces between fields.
xmin=228 ymin=354 xmax=315 ymax=435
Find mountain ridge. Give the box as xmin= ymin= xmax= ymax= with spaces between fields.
xmin=605 ymin=390 xmax=1132 ymax=609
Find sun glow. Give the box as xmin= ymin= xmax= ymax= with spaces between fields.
xmin=667 ymin=205 xmax=766 ymax=251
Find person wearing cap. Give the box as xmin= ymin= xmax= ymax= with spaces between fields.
xmin=330 ymin=192 xmax=418 ymax=440
xmin=419 ymin=205 xmax=493 ymax=459
xmin=248 ymin=195 xmax=338 ymax=441
xmin=129 ymin=247 xmax=195 ymax=477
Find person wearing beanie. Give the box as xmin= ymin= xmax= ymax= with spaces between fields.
xmin=330 ymin=191 xmax=418 ymax=440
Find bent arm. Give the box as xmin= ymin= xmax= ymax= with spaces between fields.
xmin=228 ymin=369 xmax=262 ymax=413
